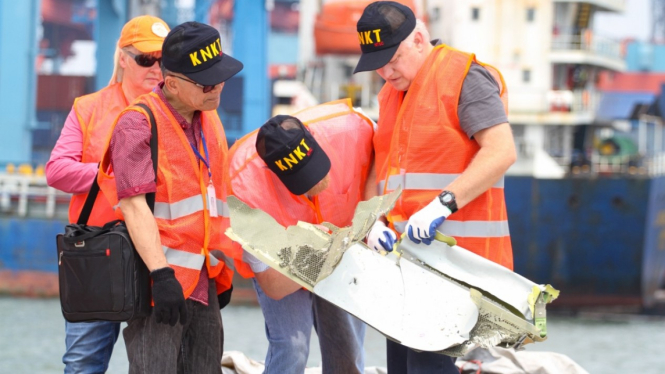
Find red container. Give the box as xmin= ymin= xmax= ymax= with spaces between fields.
xmin=37 ymin=75 xmax=89 ymax=111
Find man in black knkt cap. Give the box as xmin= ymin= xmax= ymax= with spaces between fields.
xmin=227 ymin=110 xmax=375 ymax=374
xmin=356 ymin=2 xmax=517 ymax=374
xmin=105 ymin=21 xmax=242 ymax=373
xmin=256 ymin=115 xmax=332 ymax=196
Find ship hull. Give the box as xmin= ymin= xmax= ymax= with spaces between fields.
xmin=0 ymin=217 xmax=63 ymax=296
xmin=505 ymin=175 xmax=665 ymax=311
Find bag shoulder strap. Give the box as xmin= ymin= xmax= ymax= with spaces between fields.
xmin=77 ymin=103 xmax=159 ymax=225
xmin=136 ymin=103 xmax=159 ymax=212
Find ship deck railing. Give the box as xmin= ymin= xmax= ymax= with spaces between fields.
xmin=551 ymin=32 xmax=622 ymax=60
xmin=0 ymin=173 xmax=70 ymax=220
xmin=580 ymin=153 xmax=665 ymax=176
xmin=645 ymin=153 xmax=665 ymax=176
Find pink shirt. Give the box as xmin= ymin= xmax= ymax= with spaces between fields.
xmin=45 ymin=110 xmax=99 ymax=194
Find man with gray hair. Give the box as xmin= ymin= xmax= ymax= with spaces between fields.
xmin=355 ymin=2 xmax=516 ymax=373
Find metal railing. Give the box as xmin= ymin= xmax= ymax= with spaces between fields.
xmin=546 ymin=89 xmax=600 ymax=113
xmin=645 ymin=154 xmax=665 ymax=176
xmin=551 ymin=32 xmax=622 ymax=60
xmin=0 ymin=174 xmax=70 ymax=219
xmin=571 ymin=153 xmax=665 ymax=176
xmin=587 ymin=154 xmax=637 ymax=174
xmin=552 ymin=0 xmax=625 ymax=12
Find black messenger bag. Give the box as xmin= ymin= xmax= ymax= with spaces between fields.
xmin=56 ymin=103 xmax=157 ymax=322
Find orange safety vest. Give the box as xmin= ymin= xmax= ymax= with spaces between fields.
xmin=69 ymin=83 xmax=128 ymax=226
xmin=227 ymin=99 xmax=374 ymax=278
xmin=375 ymin=44 xmax=513 ymax=270
xmin=97 ymin=91 xmax=234 ymax=296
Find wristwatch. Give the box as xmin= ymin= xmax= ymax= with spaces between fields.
xmin=438 ymin=190 xmax=458 ymax=213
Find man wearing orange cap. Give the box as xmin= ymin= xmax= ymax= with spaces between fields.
xmin=46 ymin=15 xmax=169 ymax=374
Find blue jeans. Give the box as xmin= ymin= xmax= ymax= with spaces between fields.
xmin=386 ymin=338 xmax=458 ymax=374
xmin=253 ymin=279 xmax=366 ymax=374
xmin=63 ymin=321 xmax=120 ymax=374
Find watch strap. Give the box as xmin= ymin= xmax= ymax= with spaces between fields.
xmin=438 ymin=190 xmax=458 ymax=213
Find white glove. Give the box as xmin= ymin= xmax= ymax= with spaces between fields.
xmin=367 ymin=221 xmax=397 ymax=252
xmin=405 ymin=197 xmax=452 ymax=245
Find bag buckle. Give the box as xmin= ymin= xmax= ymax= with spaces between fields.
xmin=75 ymin=241 xmax=85 ymax=247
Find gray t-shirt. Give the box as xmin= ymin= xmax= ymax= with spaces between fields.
xmin=431 ymin=39 xmax=508 ymax=138
xmin=459 ymin=62 xmax=509 ymax=138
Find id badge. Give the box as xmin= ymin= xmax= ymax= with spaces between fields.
xmin=207 ymin=183 xmax=218 ymax=217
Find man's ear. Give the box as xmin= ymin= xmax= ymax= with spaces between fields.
xmin=164 ymin=75 xmax=178 ymax=94
xmin=413 ymin=29 xmax=426 ymax=52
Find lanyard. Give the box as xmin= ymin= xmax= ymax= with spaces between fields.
xmin=190 ymin=129 xmax=212 ymax=179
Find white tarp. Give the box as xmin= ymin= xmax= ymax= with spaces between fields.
xmin=456 ymin=347 xmax=589 ymax=374
xmin=221 ymin=349 xmax=588 ymax=374
xmin=221 ymin=351 xmax=387 ymax=374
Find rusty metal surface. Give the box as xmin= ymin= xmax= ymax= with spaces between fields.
xmin=505 ymin=176 xmax=653 ymax=307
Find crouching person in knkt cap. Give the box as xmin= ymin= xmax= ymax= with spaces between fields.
xmin=227 ymin=107 xmax=374 ymax=373
xmin=96 ymin=21 xmax=242 ymax=373
xmin=356 ymin=1 xmax=516 ymax=373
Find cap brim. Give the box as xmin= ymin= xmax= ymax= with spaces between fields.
xmin=132 ymin=40 xmax=164 ymax=54
xmin=353 ymin=43 xmax=400 ymax=74
xmin=185 ymin=54 xmax=244 ymax=86
xmin=278 ymin=147 xmax=331 ymax=196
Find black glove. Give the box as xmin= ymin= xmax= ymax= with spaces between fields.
xmin=151 ymin=267 xmax=188 ymax=326
xmin=217 ymin=284 xmax=233 ymax=310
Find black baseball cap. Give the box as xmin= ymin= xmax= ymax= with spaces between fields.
xmin=353 ymin=1 xmax=416 ymax=74
xmin=256 ymin=115 xmax=331 ymax=196
xmin=162 ymin=22 xmax=243 ymax=86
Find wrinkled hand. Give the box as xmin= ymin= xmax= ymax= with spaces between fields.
xmin=367 ymin=220 xmax=397 ymax=252
xmin=217 ymin=285 xmax=233 ymax=310
xmin=151 ymin=267 xmax=188 ymax=326
xmin=405 ymin=197 xmax=452 ymax=245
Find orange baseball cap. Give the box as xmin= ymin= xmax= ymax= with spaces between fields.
xmin=117 ymin=15 xmax=170 ymax=53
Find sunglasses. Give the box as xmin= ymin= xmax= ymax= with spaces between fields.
xmin=167 ymin=74 xmax=218 ymax=93
xmin=124 ymin=50 xmax=161 ymax=68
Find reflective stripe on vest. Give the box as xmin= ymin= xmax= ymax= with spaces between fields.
xmin=393 ymin=219 xmax=510 ymax=237
xmin=378 ymin=173 xmax=504 ymax=193
xmin=209 ymin=250 xmax=235 ymax=272
xmin=154 ymin=195 xmax=230 ymax=220
xmin=163 ymin=245 xmax=234 ymax=271
xmin=162 ymin=246 xmax=205 ymax=270
xmin=216 ymin=199 xmax=230 ymax=218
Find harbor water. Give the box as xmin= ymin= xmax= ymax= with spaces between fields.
xmin=1 ymin=297 xmax=665 ymax=373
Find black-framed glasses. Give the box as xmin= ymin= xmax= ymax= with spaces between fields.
xmin=124 ymin=50 xmax=161 ymax=68
xmin=167 ymin=74 xmax=218 ymax=93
